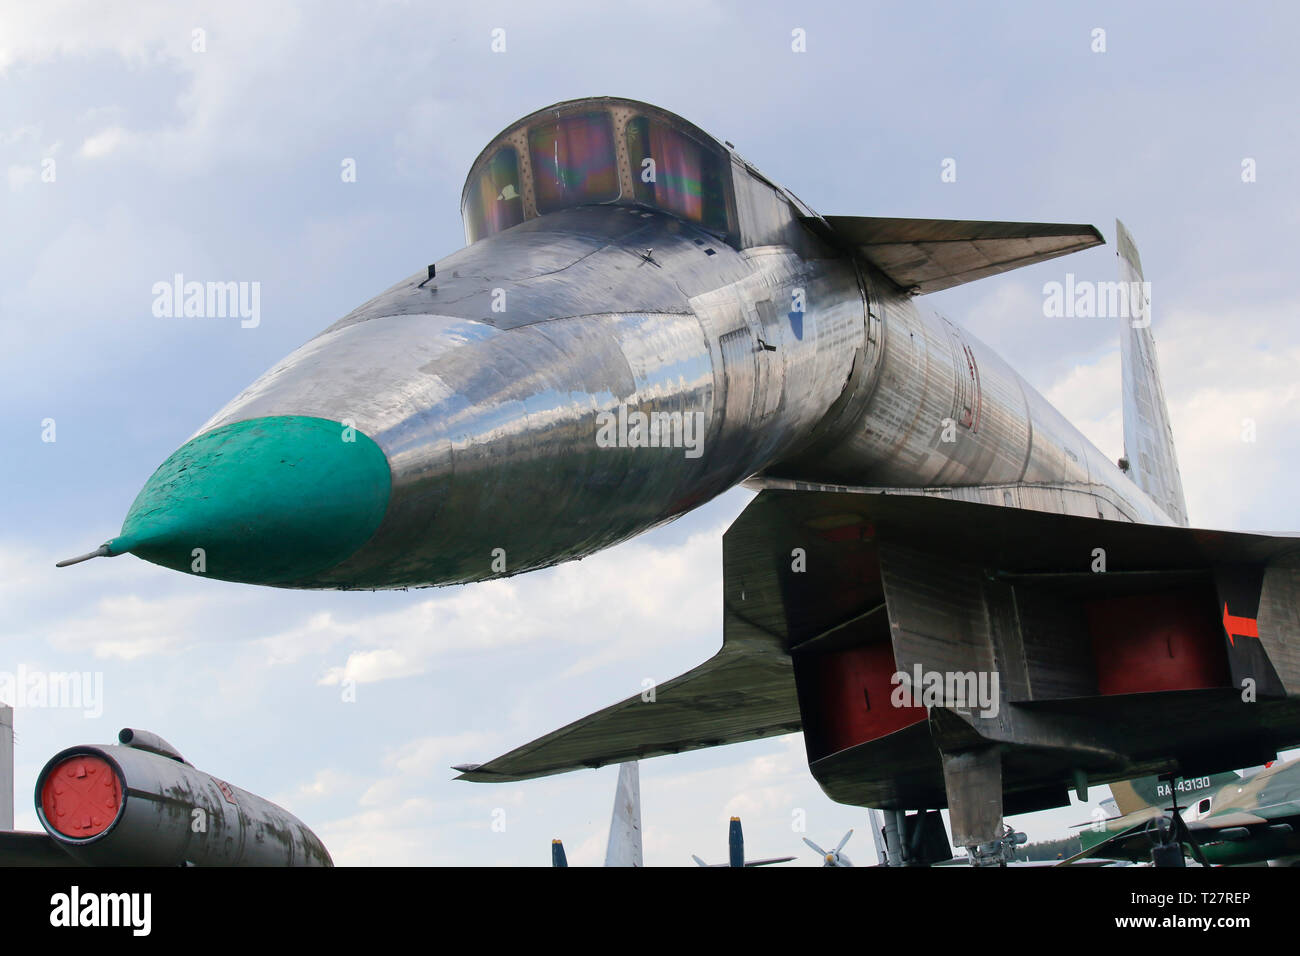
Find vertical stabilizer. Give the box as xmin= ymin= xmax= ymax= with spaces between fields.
xmin=1117 ymin=219 xmax=1188 ymax=525
xmin=603 ymin=762 xmax=642 ymax=867
xmin=0 ymin=704 xmax=13 ymax=830
xmin=1109 ymin=770 xmax=1239 ymax=816
xmin=868 ymin=808 xmax=888 ymax=865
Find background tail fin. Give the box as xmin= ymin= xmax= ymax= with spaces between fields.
xmin=603 ymin=762 xmax=643 ymax=867
xmin=1117 ymin=219 xmax=1189 ymax=525
xmin=1 ymin=704 xmax=12 ymax=831
xmin=1109 ymin=770 xmax=1239 ymax=816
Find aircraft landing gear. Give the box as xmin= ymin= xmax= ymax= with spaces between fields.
xmin=1146 ymin=816 xmax=1187 ymax=867
xmin=876 ymin=808 xmax=953 ymax=866
xmin=967 ymin=825 xmax=1028 ymax=866
xmin=942 ymin=746 xmax=1010 ymax=865
xmin=1146 ymin=773 xmax=1211 ymax=867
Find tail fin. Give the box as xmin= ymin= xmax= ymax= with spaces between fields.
xmin=868 ymin=808 xmax=888 ymax=865
xmin=1117 ymin=219 xmax=1188 ymax=526
xmin=1109 ymin=770 xmax=1239 ymax=816
xmin=603 ymin=762 xmax=642 ymax=867
xmin=1 ymin=704 xmax=12 ymax=830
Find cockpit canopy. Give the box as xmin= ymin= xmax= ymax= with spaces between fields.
xmin=461 ymin=97 xmax=734 ymax=244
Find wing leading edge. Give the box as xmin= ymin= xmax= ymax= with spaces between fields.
xmin=454 ymin=644 xmax=800 ymax=782
xmin=458 ymin=488 xmax=1300 ymax=795
xmin=801 ymin=216 xmax=1104 ymax=295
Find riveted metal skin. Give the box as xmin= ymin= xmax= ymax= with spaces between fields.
xmin=35 ymin=744 xmax=332 ymax=867
xmin=200 ymin=204 xmax=871 ymax=588
xmin=140 ymin=95 xmax=1173 ymax=590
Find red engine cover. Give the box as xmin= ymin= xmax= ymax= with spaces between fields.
xmin=798 ymin=642 xmax=927 ymax=761
xmin=40 ymin=754 xmax=123 ymax=839
xmin=1086 ymin=589 xmax=1229 ymax=695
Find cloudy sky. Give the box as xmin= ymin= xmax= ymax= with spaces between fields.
xmin=3 ymin=1 xmax=1298 ymax=865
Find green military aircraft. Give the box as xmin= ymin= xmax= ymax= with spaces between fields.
xmin=1066 ymin=757 xmax=1300 ymax=866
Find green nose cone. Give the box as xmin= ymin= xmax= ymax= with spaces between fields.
xmin=110 ymin=415 xmax=391 ymax=585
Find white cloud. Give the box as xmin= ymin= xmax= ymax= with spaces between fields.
xmin=80 ymin=126 xmax=129 ymax=158
xmin=7 ymin=164 xmax=35 ymax=189
xmin=308 ymin=522 xmax=726 ymax=687
xmin=0 ymin=2 xmax=438 ymax=175
xmin=0 ymin=125 xmax=41 ymax=146
xmin=313 ymin=730 xmax=514 ymax=865
xmin=279 ymin=767 xmax=359 ymax=805
xmin=321 ymin=647 xmax=419 ymax=686
xmin=45 ymin=592 xmax=222 ymax=660
xmin=258 ymin=611 xmax=348 ymax=665
xmin=1043 ymin=349 xmax=1124 ymax=463
xmin=0 ymin=542 xmax=49 ymax=610
xmin=1036 ymin=298 xmax=1300 ymax=530
xmin=0 ymin=2 xmax=187 ymax=72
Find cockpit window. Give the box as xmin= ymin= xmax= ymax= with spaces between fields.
xmin=528 ymin=112 xmax=620 ymax=214
xmin=626 ymin=116 xmax=728 ymax=232
xmin=464 ymin=147 xmax=525 ymax=243
xmin=462 ymin=99 xmax=738 ymax=245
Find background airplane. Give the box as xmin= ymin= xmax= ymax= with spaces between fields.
xmin=690 ymin=816 xmax=795 ymax=868
xmin=802 ymin=828 xmax=854 ymax=867
xmin=550 ymin=761 xmax=642 ymax=867
xmin=0 ymin=705 xmax=330 ymax=867
xmin=1067 ymin=758 xmax=1300 ymax=866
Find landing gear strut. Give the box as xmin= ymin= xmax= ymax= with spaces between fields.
xmin=942 ymin=746 xmax=1011 ymax=865
xmin=968 ymin=824 xmax=1027 ymax=867
xmin=1147 ymin=773 xmax=1210 ymax=867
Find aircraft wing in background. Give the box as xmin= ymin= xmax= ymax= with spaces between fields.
xmin=0 ymin=831 xmax=82 ymax=867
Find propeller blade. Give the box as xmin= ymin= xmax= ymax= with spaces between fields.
xmin=835 ymin=829 xmax=854 ymax=852
xmin=803 ymin=837 xmax=828 ymax=856
xmin=728 ymin=817 xmax=744 ymax=868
